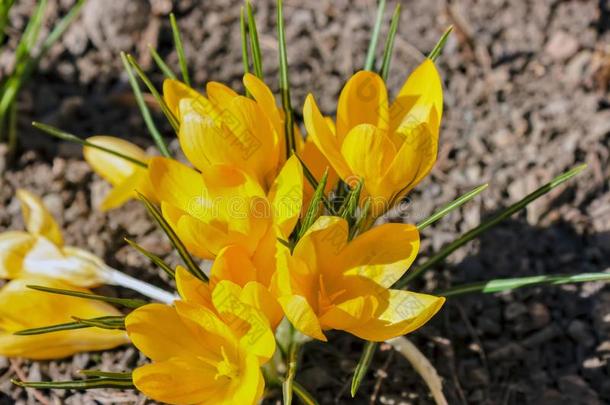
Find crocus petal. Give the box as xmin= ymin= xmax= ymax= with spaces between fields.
xmin=341 ymin=223 xmax=419 ymax=288
xmin=163 ymin=79 xmax=207 ymax=119
xmin=391 ymin=59 xmax=443 ymax=135
xmin=0 ymin=231 xmax=35 ymax=278
xmin=277 ymin=295 xmax=326 ymax=341
xmin=303 ymin=94 xmax=352 ymax=180
xmin=243 ymin=73 xmax=283 ymax=137
xmin=298 ymin=137 xmax=338 ymax=206
xmin=0 ymin=278 xmax=127 ymax=359
xmin=336 ymin=71 xmax=389 ymax=141
xmin=240 ymin=281 xmax=284 ymax=330
xmin=15 ymin=189 xmax=63 ymax=246
xmin=99 ymin=170 xmax=145 ymax=211
xmin=210 ymin=245 xmax=259 ymax=287
xmin=347 ymin=290 xmax=445 ymax=341
xmin=83 ymin=136 xmax=148 ymax=186
xmin=125 ymin=303 xmax=206 ymax=361
xmin=267 ymin=155 xmax=303 ymax=237
xmin=175 ymin=265 xmax=212 ymax=307
xmin=294 ymin=216 xmax=349 ymax=275
xmin=206 ymin=81 xmax=239 ymax=107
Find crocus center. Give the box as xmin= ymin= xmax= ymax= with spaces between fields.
xmin=215 ymin=346 xmax=239 ymax=381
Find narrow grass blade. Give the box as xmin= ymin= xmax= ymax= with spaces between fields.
xmin=7 ymin=100 xmax=17 ymax=155
xmin=350 ymin=198 xmax=372 ymax=240
xmin=246 ymin=0 xmax=263 ymax=79
xmin=15 ymin=316 xmax=125 ymax=335
xmin=277 ymin=0 xmax=295 ymax=157
xmin=125 ymin=238 xmax=175 ymax=279
xmin=351 ymin=340 xmax=378 ymax=397
xmin=379 ymin=4 xmax=401 ymax=81
xmin=240 ymin=7 xmax=250 ymax=76
xmin=137 ymin=193 xmax=208 ymax=282
xmin=297 ymin=169 xmax=328 ymax=240
xmin=120 ymin=52 xmax=171 ymax=157
xmin=339 ymin=179 xmax=363 ymax=223
xmin=428 ymin=26 xmax=453 ymax=62
xmin=440 ymin=272 xmax=610 ymax=297
xmin=364 ymin=0 xmax=386 ymax=71
xmin=397 ymin=164 xmax=587 ymax=289
xmin=12 ymin=378 xmax=134 ymax=390
xmin=293 ymin=381 xmax=320 ymax=405
xmin=79 ymin=370 xmax=132 ymax=379
xmin=0 ymin=0 xmax=16 ymax=46
xmin=294 ymin=154 xmax=335 ymax=213
xmin=27 ymin=284 xmax=147 ymax=309
xmin=126 ymin=54 xmax=179 ymax=132
xmin=148 ymin=45 xmax=177 ymax=80
xmin=169 ymin=13 xmax=190 ymax=86
xmin=14 ymin=0 xmax=46 ymax=63
xmin=416 ymin=184 xmax=488 ymax=231
xmin=282 ymin=339 xmax=302 ymax=405
xmin=32 ymin=122 xmax=148 ymax=168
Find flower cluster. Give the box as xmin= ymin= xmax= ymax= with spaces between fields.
xmin=78 ymin=60 xmax=445 ymax=404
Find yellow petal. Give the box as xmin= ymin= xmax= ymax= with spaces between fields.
xmin=83 ymin=136 xmax=148 ymax=186
xmin=294 ymin=216 xmax=349 ymax=275
xmin=277 ymin=295 xmax=326 ymax=341
xmin=347 ymin=290 xmax=445 ymax=341
xmin=163 ymin=78 xmax=206 ymax=119
xmin=336 ymin=71 xmax=389 ymax=141
xmin=341 ymin=223 xmax=419 ymax=287
xmin=267 ymin=155 xmax=303 ymax=237
xmin=240 ymin=281 xmax=284 ymax=330
xmin=0 ymin=231 xmax=35 ymax=279
xmin=303 ymin=94 xmax=352 ymax=180
xmin=210 ymin=245 xmax=259 ymax=287
xmin=175 ymin=265 xmax=212 ymax=307
xmin=243 ymin=73 xmax=283 ymax=137
xmin=174 ymin=300 xmax=238 ymax=352
xmin=206 ymin=81 xmax=239 ymax=106
xmin=125 ymin=303 xmax=206 ymax=361
xmin=99 ymin=170 xmax=147 ymax=211
xmin=15 ymin=189 xmax=63 ymax=246
xmin=0 ymin=277 xmax=127 ymax=359
xmin=391 ymin=59 xmax=443 ymax=135
xmin=299 ymin=137 xmax=338 ymax=206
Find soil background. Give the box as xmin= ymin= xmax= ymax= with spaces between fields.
xmin=1 ymin=0 xmax=610 ymax=404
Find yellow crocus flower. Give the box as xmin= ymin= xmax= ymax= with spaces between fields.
xmin=303 ymin=59 xmax=443 ymax=214
xmin=0 ymin=190 xmax=109 ymax=287
xmin=148 ymin=154 xmax=302 ymax=259
xmin=0 ymin=277 xmax=128 ymax=359
xmin=83 ymin=136 xmax=156 ymax=211
xmin=125 ymin=267 xmax=275 ymax=405
xmin=275 ymin=216 xmax=445 ymax=341
xmin=164 ymin=74 xmax=285 ymax=189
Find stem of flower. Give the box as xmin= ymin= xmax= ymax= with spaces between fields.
xmin=104 ymin=267 xmax=176 ymax=304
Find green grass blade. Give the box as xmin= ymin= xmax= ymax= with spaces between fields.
xmin=350 ymin=340 xmax=378 ymax=397
xmin=397 ymin=164 xmax=587 ymax=289
xmin=7 ymin=99 xmax=17 ymax=155
xmin=121 ymin=52 xmax=171 ymax=157
xmin=79 ymin=370 xmax=132 ymax=379
xmin=297 ymin=169 xmax=328 ymax=240
xmin=15 ymin=316 xmax=125 ymax=335
xmin=73 ymin=316 xmax=125 ymax=330
xmin=293 ymin=381 xmax=320 ymax=405
xmin=126 ymin=54 xmax=180 ymax=132
xmin=339 ymin=179 xmax=363 ymax=223
xmin=440 ymin=272 xmax=610 ymax=297
xmin=14 ymin=0 xmax=46 ymax=63
xmin=0 ymin=0 xmax=16 ymax=46
xmin=240 ymin=7 xmax=250 ymax=76
xmin=364 ymin=0 xmax=386 ymax=71
xmin=137 ymin=193 xmax=208 ymax=282
xmin=38 ymin=0 xmax=85 ymax=58
xmin=277 ymin=0 xmax=295 ymax=157
xmin=32 ymin=121 xmax=148 ymax=168
xmin=428 ymin=25 xmax=453 ymax=62
xmin=169 ymin=13 xmax=190 ymax=86
xmin=12 ymin=378 xmax=134 ymax=390
xmin=125 ymin=238 xmax=175 ymax=279
xmin=27 ymin=284 xmax=147 ymax=309
xmin=416 ymin=184 xmax=488 ymax=231
xmin=148 ymin=45 xmax=177 ymax=80
xmin=246 ymin=0 xmax=263 ymax=79
xmin=379 ymin=4 xmax=401 ymax=81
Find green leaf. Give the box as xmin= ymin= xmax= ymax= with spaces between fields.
xmin=294 ymin=154 xmax=335 ymax=214
xmin=276 ymin=0 xmax=295 ymax=158
xmin=293 ymin=381 xmax=320 ymax=405
xmin=169 ymin=13 xmax=190 ymax=86
xmin=396 ymin=164 xmax=587 ymax=289
xmin=416 ymin=184 xmax=488 ymax=231
xmin=124 ymin=238 xmax=175 ymax=279
xmin=364 ymin=0 xmax=386 ymax=71
xmin=245 ymin=0 xmax=263 ymax=79
xmin=137 ymin=193 xmax=208 ymax=282
xmin=379 ymin=4 xmax=401 ymax=81
xmin=148 ymin=45 xmax=177 ymax=80
xmin=32 ymin=122 xmax=148 ymax=168
xmin=240 ymin=6 xmax=251 ymax=77
xmin=350 ymin=198 xmax=372 ymax=240
xmin=12 ymin=378 xmax=134 ymax=390
xmin=126 ymin=54 xmax=180 ymax=132
xmin=120 ymin=52 xmax=171 ymax=157
xmin=440 ymin=272 xmax=610 ymax=297
xmin=282 ymin=326 xmax=303 ymax=405
xmin=79 ymin=370 xmax=132 ymax=379
xmin=27 ymin=284 xmax=147 ymax=309
xmin=339 ymin=179 xmax=364 ymax=224
xmin=350 ymin=340 xmax=378 ymax=397
xmin=428 ymin=26 xmax=454 ymax=62
xmin=297 ymin=169 xmax=328 ymax=240
xmin=15 ymin=316 xmax=125 ymax=335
